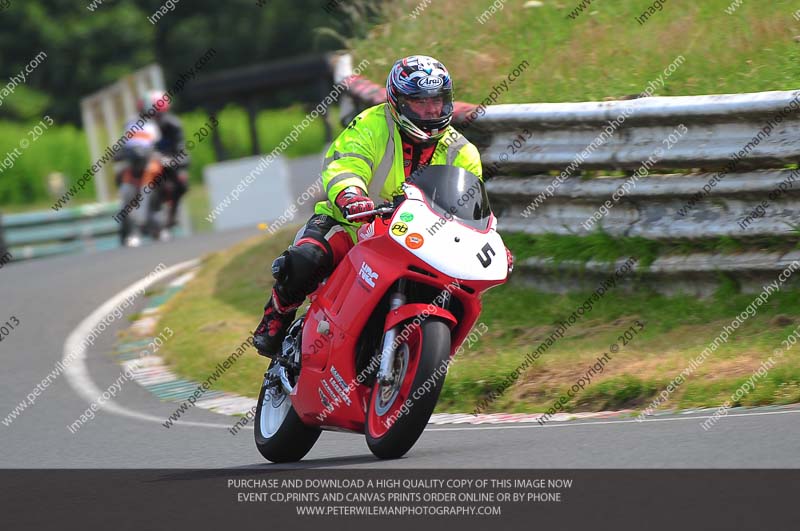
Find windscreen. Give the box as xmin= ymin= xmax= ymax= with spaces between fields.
xmin=407 ymin=166 xmax=491 ymax=230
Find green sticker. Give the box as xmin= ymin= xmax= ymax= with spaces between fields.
xmin=400 ymin=212 xmax=414 ymax=222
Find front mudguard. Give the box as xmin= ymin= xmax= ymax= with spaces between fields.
xmin=384 ymin=303 xmax=458 ymax=332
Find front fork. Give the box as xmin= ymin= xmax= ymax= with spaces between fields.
xmin=377 ymin=280 xmax=407 ymax=385
xmin=376 ymin=281 xmax=454 ymax=385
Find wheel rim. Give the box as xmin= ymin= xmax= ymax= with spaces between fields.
xmin=374 ymin=343 xmax=410 ymax=416
xmin=259 ymin=370 xmax=291 ymax=439
xmin=367 ymin=325 xmax=423 ymax=439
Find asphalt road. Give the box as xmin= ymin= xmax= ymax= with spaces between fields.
xmin=1 ymin=228 xmax=799 ymax=469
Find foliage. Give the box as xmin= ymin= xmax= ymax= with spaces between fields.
xmin=0 ymin=0 xmax=382 ymax=123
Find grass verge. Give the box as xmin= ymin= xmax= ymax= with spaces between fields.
xmin=349 ymin=0 xmax=800 ymax=104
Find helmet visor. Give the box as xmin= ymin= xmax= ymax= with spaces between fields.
xmin=397 ymin=91 xmax=453 ymax=124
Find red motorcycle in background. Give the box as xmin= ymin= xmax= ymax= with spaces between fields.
xmin=254 ymin=166 xmax=510 ymax=462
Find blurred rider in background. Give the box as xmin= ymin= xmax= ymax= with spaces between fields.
xmin=115 ymin=91 xmax=191 ymax=244
xmin=141 ymin=90 xmax=191 ymax=229
xmin=114 ymin=107 xmax=161 ymax=246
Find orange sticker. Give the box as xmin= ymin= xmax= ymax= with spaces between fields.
xmin=405 ymin=233 xmax=424 ymax=249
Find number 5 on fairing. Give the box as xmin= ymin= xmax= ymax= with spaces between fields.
xmin=476 ymin=243 xmax=496 ymax=268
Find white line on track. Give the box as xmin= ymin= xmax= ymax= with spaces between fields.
xmin=425 ymin=408 xmax=800 ymax=432
xmin=62 ymin=259 xmax=250 ymax=430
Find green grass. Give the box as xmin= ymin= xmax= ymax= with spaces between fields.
xmin=153 ymin=231 xmax=800 ymax=415
xmin=350 ymin=0 xmax=799 ymax=104
xmin=503 ymin=231 xmax=661 ymax=266
xmin=156 ymin=229 xmax=299 ymax=398
xmin=440 ymin=288 xmax=800 ymax=413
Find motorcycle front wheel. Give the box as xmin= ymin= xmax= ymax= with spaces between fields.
xmin=365 ymin=317 xmax=451 ymax=459
xmin=254 ymin=362 xmax=321 ymax=463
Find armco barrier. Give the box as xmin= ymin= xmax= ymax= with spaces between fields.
xmin=472 ymin=91 xmax=800 ymax=295
xmin=473 ymin=91 xmax=800 ymax=172
xmin=1 ymin=203 xmax=121 ymax=262
xmin=488 ymin=169 xmax=800 ymax=239
xmin=339 ymin=63 xmax=800 ymax=294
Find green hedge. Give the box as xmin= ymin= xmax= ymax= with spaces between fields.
xmin=0 ymin=120 xmax=91 ymax=205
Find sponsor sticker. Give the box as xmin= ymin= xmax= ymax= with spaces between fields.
xmin=359 ymin=261 xmax=378 ymax=289
xmin=358 ymin=222 xmax=375 ymax=240
xmin=331 ymin=366 xmax=351 ymax=401
xmin=318 ymin=388 xmax=331 ymax=409
xmin=391 ymin=222 xmax=409 ymax=236
xmin=418 ymin=76 xmax=443 ymax=89
xmin=400 ymin=212 xmax=414 ymax=222
xmin=321 ymin=380 xmax=339 ymax=407
xmin=328 ymin=374 xmax=352 ymax=406
xmin=405 ymin=233 xmax=424 ymax=249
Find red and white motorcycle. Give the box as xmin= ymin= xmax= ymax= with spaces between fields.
xmin=255 ymin=166 xmax=510 ymax=462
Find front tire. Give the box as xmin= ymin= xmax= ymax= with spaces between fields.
xmin=119 ymin=211 xmax=133 ymax=245
xmin=254 ymin=364 xmax=321 ymax=463
xmin=365 ymin=317 xmax=451 ymax=459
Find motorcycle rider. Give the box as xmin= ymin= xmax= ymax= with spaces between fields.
xmin=253 ymin=55 xmax=483 ymax=357
xmin=115 ymin=111 xmax=161 ymax=245
xmin=114 ymin=110 xmax=160 ymax=188
xmin=139 ymin=90 xmax=191 ymax=229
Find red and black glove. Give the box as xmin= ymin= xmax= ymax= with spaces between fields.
xmin=335 ymin=187 xmax=375 ymax=222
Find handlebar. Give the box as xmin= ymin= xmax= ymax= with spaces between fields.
xmin=345 ymin=204 xmax=396 ymax=222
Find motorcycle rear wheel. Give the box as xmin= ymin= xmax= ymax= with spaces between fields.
xmin=254 ymin=362 xmax=321 ymax=463
xmin=365 ymin=317 xmax=451 ymax=459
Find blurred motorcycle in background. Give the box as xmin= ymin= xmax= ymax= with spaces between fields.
xmin=114 ymin=122 xmax=175 ymax=247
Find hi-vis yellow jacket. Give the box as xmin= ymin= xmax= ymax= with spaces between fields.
xmin=315 ymin=103 xmax=483 ymax=240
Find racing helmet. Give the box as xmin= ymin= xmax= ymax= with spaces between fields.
xmin=137 ymin=90 xmax=170 ymax=115
xmin=386 ymin=55 xmax=454 ymax=143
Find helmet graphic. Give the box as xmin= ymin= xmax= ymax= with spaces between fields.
xmin=386 ymin=55 xmax=454 ymax=142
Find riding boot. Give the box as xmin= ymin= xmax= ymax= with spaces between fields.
xmin=253 ymin=288 xmax=301 ymax=357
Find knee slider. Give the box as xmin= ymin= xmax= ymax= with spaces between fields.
xmin=283 ymin=242 xmax=331 ymax=298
